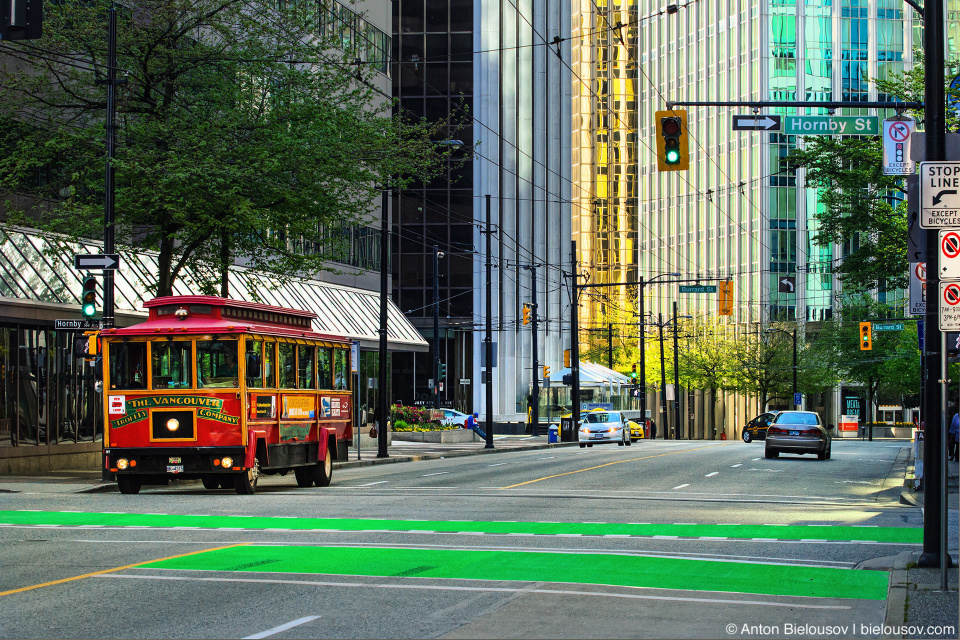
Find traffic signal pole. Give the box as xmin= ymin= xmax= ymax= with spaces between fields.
xmin=102 ymin=6 xmax=120 ymax=330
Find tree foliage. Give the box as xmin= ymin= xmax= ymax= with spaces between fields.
xmin=0 ymin=0 xmax=456 ymax=296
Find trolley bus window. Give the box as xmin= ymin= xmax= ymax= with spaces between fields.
xmin=318 ymin=347 xmax=332 ymax=389
xmin=278 ymin=343 xmax=295 ymax=389
xmin=196 ymin=340 xmax=238 ymax=388
xmin=263 ymin=342 xmax=276 ymax=389
xmin=108 ymin=342 xmax=146 ymax=390
xmin=152 ymin=341 xmax=192 ymax=389
xmin=245 ymin=341 xmax=263 ymax=388
xmin=333 ymin=348 xmax=348 ymax=390
xmin=298 ymin=345 xmax=315 ymax=389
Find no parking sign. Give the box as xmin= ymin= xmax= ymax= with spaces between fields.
xmin=940 ymin=230 xmax=960 ymax=278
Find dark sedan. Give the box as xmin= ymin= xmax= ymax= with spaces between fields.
xmin=741 ymin=411 xmax=780 ymax=443
xmin=764 ymin=411 xmax=831 ymax=460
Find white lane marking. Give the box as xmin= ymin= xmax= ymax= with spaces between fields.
xmin=243 ymin=616 xmax=320 ymax=639
xmin=420 ymin=472 xmax=450 ymax=477
xmin=752 ymin=458 xmax=762 ymax=461
xmin=672 ymin=484 xmax=690 ymax=490
xmin=354 ymin=481 xmax=389 ymax=487
xmin=731 ymin=464 xmax=742 ymax=468
xmin=98 ymin=574 xmax=851 ymax=610
xmin=705 ymin=472 xmax=719 ymax=477
xmin=488 ymin=463 xmax=508 ymax=467
xmin=539 ymin=456 xmax=556 ymax=460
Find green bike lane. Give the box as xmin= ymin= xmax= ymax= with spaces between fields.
xmin=0 ymin=509 xmax=915 ymax=602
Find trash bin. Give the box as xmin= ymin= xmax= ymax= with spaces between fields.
xmin=548 ymin=425 xmax=558 ymax=443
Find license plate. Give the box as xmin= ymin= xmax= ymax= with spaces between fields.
xmin=789 ymin=430 xmax=800 ymax=436
xmin=168 ymin=457 xmax=182 ymax=464
xmin=167 ymin=464 xmax=184 ymax=473
xmin=591 ymin=434 xmax=604 ymax=439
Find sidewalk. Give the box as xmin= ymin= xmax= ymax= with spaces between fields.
xmin=879 ymin=449 xmax=959 ymax=639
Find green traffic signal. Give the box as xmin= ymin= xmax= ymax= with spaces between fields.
xmin=81 ymin=276 xmax=97 ymax=317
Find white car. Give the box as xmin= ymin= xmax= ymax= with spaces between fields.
xmin=439 ymin=409 xmax=471 ymax=427
xmin=578 ymin=411 xmax=631 ymax=447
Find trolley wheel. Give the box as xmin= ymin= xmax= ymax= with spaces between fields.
xmin=117 ymin=476 xmax=142 ymax=495
xmin=201 ymin=476 xmax=220 ymax=490
xmin=234 ymin=459 xmax=260 ymax=495
xmin=311 ymin=447 xmax=333 ymax=487
xmin=294 ymin=467 xmax=314 ymax=488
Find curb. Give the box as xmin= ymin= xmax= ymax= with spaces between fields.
xmin=76 ymin=440 xmax=578 ymax=493
xmin=882 ymin=551 xmax=918 ymax=640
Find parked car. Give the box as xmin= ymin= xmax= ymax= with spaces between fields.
xmin=439 ymin=409 xmax=471 ymax=427
xmin=741 ymin=411 xmax=780 ymax=443
xmin=764 ymin=411 xmax=832 ymax=460
xmin=578 ymin=411 xmax=632 ymax=448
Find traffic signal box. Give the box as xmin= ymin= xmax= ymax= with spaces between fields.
xmin=81 ymin=276 xmax=97 ymax=318
xmin=630 ymin=363 xmax=638 ymax=381
xmin=859 ymin=322 xmax=872 ymax=350
xmin=655 ymin=109 xmax=689 ymax=172
xmin=522 ymin=303 xmax=531 ymax=325
xmin=543 ymin=365 xmax=550 ymax=379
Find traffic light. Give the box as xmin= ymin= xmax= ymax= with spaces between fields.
xmin=631 ymin=363 xmax=637 ymax=380
xmin=859 ymin=322 xmax=872 ymax=350
xmin=564 ymin=349 xmax=570 ymax=367
xmin=655 ymin=109 xmax=689 ymax=172
xmin=522 ymin=303 xmax=531 ymax=325
xmin=439 ymin=363 xmax=447 ymax=379
xmin=543 ymin=365 xmax=550 ymax=379
xmin=80 ymin=277 xmax=97 ymax=317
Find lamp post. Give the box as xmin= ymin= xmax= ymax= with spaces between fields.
xmin=764 ymin=326 xmax=798 ymax=410
xmin=638 ymin=273 xmax=680 ymax=438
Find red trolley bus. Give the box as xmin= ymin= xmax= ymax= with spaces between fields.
xmin=101 ymin=296 xmax=353 ymax=494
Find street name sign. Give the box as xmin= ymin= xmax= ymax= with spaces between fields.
xmin=919 ymin=161 xmax=960 ymax=228
xmin=678 ymin=285 xmax=716 ymax=293
xmin=54 ymin=319 xmax=100 ymax=330
xmin=783 ymin=115 xmax=879 ymax=136
xmin=872 ymin=322 xmax=905 ymax=332
xmin=940 ymin=282 xmax=960 ymax=331
xmin=882 ymin=117 xmax=915 ymax=176
xmin=732 ymin=115 xmax=781 ymax=131
xmin=74 ymin=253 xmax=120 ymax=270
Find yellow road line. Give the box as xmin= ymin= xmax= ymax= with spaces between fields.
xmin=500 ymin=443 xmax=733 ymax=489
xmin=0 ymin=543 xmax=247 ymax=598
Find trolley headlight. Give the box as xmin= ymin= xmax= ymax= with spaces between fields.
xmin=165 ymin=418 xmax=179 ymax=432
xmin=221 ymin=456 xmax=233 ymax=469
xmin=117 ymin=458 xmax=129 ymax=470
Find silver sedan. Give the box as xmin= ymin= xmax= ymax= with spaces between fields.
xmin=764 ymin=410 xmax=832 ymax=460
xmin=578 ymin=411 xmax=631 ymax=448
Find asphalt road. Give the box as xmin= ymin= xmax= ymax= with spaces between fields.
xmin=0 ymin=439 xmax=923 ymax=639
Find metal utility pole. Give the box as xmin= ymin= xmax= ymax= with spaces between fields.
xmin=639 ymin=276 xmax=646 ymax=430
xmin=658 ymin=313 xmax=667 ymax=439
xmin=484 ymin=195 xmax=494 ymax=448
xmin=377 ymin=188 xmax=389 ymax=458
xmin=102 ymin=6 xmax=119 ymax=329
xmin=432 ymin=245 xmax=442 ymax=410
xmin=673 ymin=301 xmax=682 ymax=439
xmin=608 ymin=323 xmax=613 ymax=369
xmin=526 ymin=264 xmax=540 ymax=436
xmin=571 ymin=241 xmax=581 ymax=432
xmin=920 ymin=0 xmax=947 ymax=570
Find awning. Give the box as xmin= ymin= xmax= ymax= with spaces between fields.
xmin=552 ymin=361 xmax=632 ymax=387
xmin=0 ymin=226 xmax=428 ymax=352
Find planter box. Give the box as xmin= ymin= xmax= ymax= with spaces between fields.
xmin=392 ymin=429 xmax=480 ymax=443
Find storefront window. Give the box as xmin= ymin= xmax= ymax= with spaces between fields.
xmin=196 ymin=340 xmax=239 ymax=388
xmin=151 ymin=341 xmax=192 ymax=389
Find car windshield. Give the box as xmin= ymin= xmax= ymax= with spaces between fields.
xmin=775 ymin=413 xmax=819 ymax=426
xmin=585 ymin=413 xmax=619 ymax=423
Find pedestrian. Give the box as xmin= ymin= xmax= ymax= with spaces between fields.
xmin=949 ymin=405 xmax=959 ymax=462
xmin=466 ymin=412 xmax=478 ymax=431
xmin=649 ymin=418 xmax=657 ymax=440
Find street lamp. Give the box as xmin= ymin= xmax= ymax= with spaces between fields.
xmin=638 ymin=272 xmax=680 ymax=439
xmin=764 ymin=326 xmax=798 ymax=411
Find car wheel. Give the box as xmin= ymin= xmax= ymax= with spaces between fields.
xmin=742 ymin=430 xmax=752 ymax=443
xmin=764 ymin=448 xmax=778 ymax=459
xmin=587 ymin=443 xmax=593 ymax=447
xmin=117 ymin=476 xmax=142 ymax=495
xmin=579 ymin=443 xmax=586 ymax=448
xmin=626 ymin=435 xmax=632 ymax=446
xmin=826 ymin=444 xmax=832 ymax=459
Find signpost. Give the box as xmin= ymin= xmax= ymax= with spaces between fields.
xmin=74 ymin=254 xmax=120 ymax=270
xmin=919 ymin=161 xmax=960 ymax=228
xmin=678 ymin=285 xmax=716 ymax=293
xmin=732 ymin=115 xmax=781 ymax=131
xmin=882 ymin=117 xmax=916 ymax=175
xmin=783 ymin=115 xmax=879 ymax=136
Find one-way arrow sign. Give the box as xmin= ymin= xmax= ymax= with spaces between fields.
xmin=732 ymin=115 xmax=781 ymax=131
xmin=74 ymin=254 xmax=120 ymax=270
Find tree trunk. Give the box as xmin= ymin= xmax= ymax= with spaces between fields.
xmin=156 ymin=230 xmax=176 ymax=297
xmin=219 ymin=229 xmax=230 ymax=298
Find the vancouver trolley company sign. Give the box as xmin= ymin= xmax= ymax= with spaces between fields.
xmin=108 ymin=395 xmax=239 ymax=427
xmin=783 ymin=115 xmax=879 ymax=136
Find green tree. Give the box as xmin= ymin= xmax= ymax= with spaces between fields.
xmin=786 ymin=56 xmax=959 ymax=292
xmin=677 ymin=315 xmax=737 ymax=439
xmin=0 ymin=0 xmax=455 ymax=297
xmin=729 ymin=323 xmax=796 ymax=412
